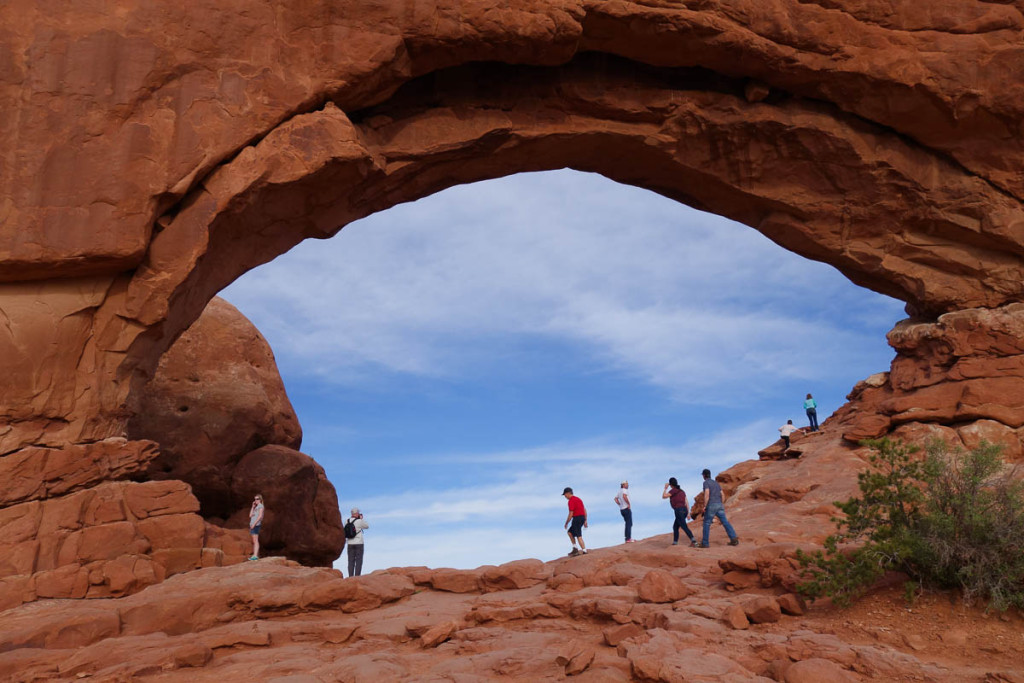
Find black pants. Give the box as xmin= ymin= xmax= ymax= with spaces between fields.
xmin=620 ymin=508 xmax=633 ymax=540
xmin=673 ymin=507 xmax=695 ymax=542
xmin=347 ymin=544 xmax=364 ymax=577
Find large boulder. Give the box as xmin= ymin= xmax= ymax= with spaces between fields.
xmin=128 ymin=297 xmax=302 ymax=520
xmin=127 ymin=297 xmax=342 ymax=566
xmin=227 ymin=445 xmax=344 ymax=567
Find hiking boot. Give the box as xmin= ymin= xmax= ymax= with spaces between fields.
xmin=671 ymin=541 xmax=678 ymax=546
xmin=729 ymin=538 xmax=740 ymax=546
xmin=698 ymin=543 xmax=709 ymax=549
xmin=568 ymin=548 xmax=580 ymax=557
xmin=690 ymin=540 xmax=697 ymax=548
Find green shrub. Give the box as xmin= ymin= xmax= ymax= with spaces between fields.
xmin=796 ymin=437 xmax=1024 ymax=610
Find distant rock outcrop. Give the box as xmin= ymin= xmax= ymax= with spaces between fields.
xmin=835 ymin=305 xmax=1024 ymax=457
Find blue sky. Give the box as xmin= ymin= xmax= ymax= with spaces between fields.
xmin=220 ymin=169 xmax=905 ymax=574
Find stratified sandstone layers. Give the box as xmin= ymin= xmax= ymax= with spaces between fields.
xmin=835 ymin=304 xmax=1024 ymax=458
xmin=0 ymin=450 xmax=251 ymax=612
xmin=0 ymin=296 xmax=342 ymax=610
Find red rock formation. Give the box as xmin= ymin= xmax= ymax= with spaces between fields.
xmin=227 ymin=445 xmax=343 ymax=566
xmin=835 ymin=305 xmax=1024 ymax=457
xmin=124 ymin=297 xmax=342 ymax=566
xmin=0 ymin=294 xmax=341 ymax=609
xmin=128 ymin=297 xmax=302 ymax=520
xmin=0 ymin=429 xmax=1019 ymax=680
xmin=0 ymin=476 xmax=250 ymax=611
xmin=2 ymin=0 xmax=1024 ymax=678
xmin=4 ymin=0 xmax=1024 ymax=455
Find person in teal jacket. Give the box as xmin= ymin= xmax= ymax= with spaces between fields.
xmin=804 ymin=393 xmax=819 ymax=431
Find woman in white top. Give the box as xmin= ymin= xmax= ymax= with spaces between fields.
xmin=614 ymin=481 xmax=633 ymax=543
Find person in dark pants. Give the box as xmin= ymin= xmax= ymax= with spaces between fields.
xmin=662 ymin=477 xmax=695 ymax=547
xmin=563 ymin=487 xmax=588 ymax=556
xmin=663 ymin=479 xmax=696 ymax=548
xmin=779 ymin=419 xmax=798 ymax=449
xmin=614 ymin=480 xmax=634 ymax=543
xmin=346 ymin=507 xmax=368 ymax=577
xmin=804 ymin=393 xmax=819 ymax=431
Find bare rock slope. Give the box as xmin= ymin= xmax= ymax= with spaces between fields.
xmin=3 ymin=428 xmax=1022 ymax=682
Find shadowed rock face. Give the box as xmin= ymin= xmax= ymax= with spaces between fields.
xmin=127 ymin=297 xmax=343 ymax=567
xmin=127 ymin=297 xmax=303 ymax=519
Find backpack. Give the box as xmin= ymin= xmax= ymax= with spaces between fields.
xmin=344 ymin=519 xmax=358 ymax=539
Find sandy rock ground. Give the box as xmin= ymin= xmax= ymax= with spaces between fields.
xmin=2 ymin=429 xmax=1022 ymax=683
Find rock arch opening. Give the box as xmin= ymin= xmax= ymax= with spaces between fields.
xmin=174 ymin=168 xmax=905 ymax=572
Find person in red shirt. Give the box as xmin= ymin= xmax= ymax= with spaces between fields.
xmin=562 ymin=487 xmax=588 ymax=556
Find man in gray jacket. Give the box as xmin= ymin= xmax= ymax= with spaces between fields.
xmin=346 ymin=507 xmax=369 ymax=577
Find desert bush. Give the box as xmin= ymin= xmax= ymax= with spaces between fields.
xmin=796 ymin=437 xmax=1024 ymax=610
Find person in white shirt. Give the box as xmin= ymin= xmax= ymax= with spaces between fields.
xmin=779 ymin=419 xmax=799 ymax=449
xmin=614 ymin=480 xmax=634 ymax=543
xmin=346 ymin=507 xmax=369 ymax=577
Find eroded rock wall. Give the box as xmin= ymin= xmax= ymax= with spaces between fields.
xmin=835 ymin=303 xmax=1024 ymax=459
xmin=127 ymin=297 xmax=302 ymax=518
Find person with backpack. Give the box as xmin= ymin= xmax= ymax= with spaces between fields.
xmin=345 ymin=507 xmax=369 ymax=577
xmin=662 ymin=478 xmax=695 ymax=547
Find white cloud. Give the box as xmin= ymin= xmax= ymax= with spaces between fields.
xmin=221 ymin=169 xmax=904 ymax=405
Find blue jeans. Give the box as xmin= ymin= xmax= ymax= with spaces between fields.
xmin=806 ymin=407 xmax=818 ymax=431
xmin=673 ymin=507 xmax=694 ymax=543
xmin=620 ymin=508 xmax=633 ymax=540
xmin=702 ymin=502 xmax=737 ymax=545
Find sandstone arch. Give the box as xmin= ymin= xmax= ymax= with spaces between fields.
xmin=3 ymin=0 xmax=1024 ymax=454
xmin=3 ymin=0 xmax=1024 ymax=589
